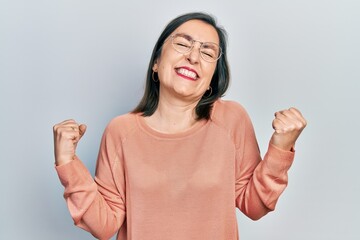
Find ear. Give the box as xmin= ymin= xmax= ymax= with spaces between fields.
xmin=152 ymin=59 xmax=158 ymax=72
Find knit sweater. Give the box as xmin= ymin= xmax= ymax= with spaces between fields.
xmin=56 ymin=99 xmax=295 ymax=240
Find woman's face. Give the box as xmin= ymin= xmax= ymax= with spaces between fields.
xmin=153 ymin=20 xmax=219 ymax=102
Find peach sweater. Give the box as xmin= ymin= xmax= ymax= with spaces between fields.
xmin=56 ymin=100 xmax=295 ymax=240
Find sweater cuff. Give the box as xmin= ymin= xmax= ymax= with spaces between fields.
xmin=263 ymin=143 xmax=295 ymax=175
xmin=55 ymin=156 xmax=94 ymax=188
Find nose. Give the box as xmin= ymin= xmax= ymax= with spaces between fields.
xmin=185 ymin=43 xmax=201 ymax=64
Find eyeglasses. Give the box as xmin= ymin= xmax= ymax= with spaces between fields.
xmin=170 ymin=34 xmax=222 ymax=62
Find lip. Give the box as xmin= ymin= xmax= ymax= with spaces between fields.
xmin=175 ymin=66 xmax=199 ymax=81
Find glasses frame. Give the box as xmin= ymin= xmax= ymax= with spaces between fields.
xmin=169 ymin=34 xmax=223 ymax=63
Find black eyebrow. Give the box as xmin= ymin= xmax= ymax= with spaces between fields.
xmin=202 ymin=43 xmax=217 ymax=51
xmin=175 ymin=33 xmax=194 ymax=41
xmin=174 ymin=32 xmax=219 ymax=51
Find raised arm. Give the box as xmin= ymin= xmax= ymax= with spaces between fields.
xmin=53 ymin=120 xmax=126 ymax=239
xmin=235 ymin=108 xmax=306 ymax=220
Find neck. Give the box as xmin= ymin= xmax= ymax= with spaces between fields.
xmin=145 ymin=94 xmax=201 ymax=134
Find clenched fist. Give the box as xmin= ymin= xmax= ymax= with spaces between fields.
xmin=270 ymin=107 xmax=307 ymax=151
xmin=53 ymin=119 xmax=87 ymax=166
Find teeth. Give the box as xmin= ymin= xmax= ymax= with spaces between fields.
xmin=177 ymin=68 xmax=197 ymax=79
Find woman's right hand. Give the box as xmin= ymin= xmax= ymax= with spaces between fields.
xmin=53 ymin=119 xmax=87 ymax=166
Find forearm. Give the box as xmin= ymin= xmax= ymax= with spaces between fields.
xmin=56 ymin=157 xmax=125 ymax=239
xmin=236 ymin=144 xmax=295 ymax=220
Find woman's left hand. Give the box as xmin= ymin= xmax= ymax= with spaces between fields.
xmin=270 ymin=107 xmax=307 ymax=151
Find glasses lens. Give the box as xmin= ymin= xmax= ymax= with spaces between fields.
xmin=172 ymin=35 xmax=192 ymax=53
xmin=171 ymin=34 xmax=222 ymax=62
xmin=200 ymin=43 xmax=221 ymax=62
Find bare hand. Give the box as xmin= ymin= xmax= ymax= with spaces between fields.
xmin=270 ymin=107 xmax=307 ymax=151
xmin=53 ymin=119 xmax=87 ymax=166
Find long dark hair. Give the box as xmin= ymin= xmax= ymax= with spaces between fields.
xmin=132 ymin=12 xmax=230 ymax=120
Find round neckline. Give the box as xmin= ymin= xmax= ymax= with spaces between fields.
xmin=135 ymin=113 xmax=209 ymax=140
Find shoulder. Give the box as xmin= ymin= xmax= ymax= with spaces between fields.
xmin=104 ymin=112 xmax=138 ymax=140
xmin=210 ymin=99 xmax=255 ymax=148
xmin=210 ymin=99 xmax=254 ymax=137
xmin=211 ymin=99 xmax=250 ymax=124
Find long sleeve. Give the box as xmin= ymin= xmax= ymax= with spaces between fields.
xmin=56 ymin=126 xmax=126 ymax=240
xmin=55 ymin=101 xmax=296 ymax=239
xmin=234 ymin=107 xmax=295 ymax=220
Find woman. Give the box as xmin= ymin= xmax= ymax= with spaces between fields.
xmin=53 ymin=12 xmax=307 ymax=240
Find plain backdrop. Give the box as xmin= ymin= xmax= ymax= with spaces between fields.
xmin=1 ymin=0 xmax=359 ymax=239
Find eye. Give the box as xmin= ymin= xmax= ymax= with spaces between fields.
xmin=201 ymin=43 xmax=219 ymax=60
xmin=172 ymin=35 xmax=192 ymax=52
xmin=175 ymin=42 xmax=191 ymax=48
xmin=201 ymin=49 xmax=216 ymax=59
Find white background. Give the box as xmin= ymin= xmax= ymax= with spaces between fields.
xmin=1 ymin=0 xmax=359 ymax=239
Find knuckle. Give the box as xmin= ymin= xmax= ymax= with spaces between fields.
xmin=58 ymin=130 xmax=66 ymax=138
xmin=297 ymin=120 xmax=306 ymax=128
xmin=290 ymin=107 xmax=299 ymax=112
xmin=303 ymin=119 xmax=308 ymax=127
xmin=272 ymin=119 xmax=280 ymax=125
xmin=55 ymin=126 xmax=63 ymax=134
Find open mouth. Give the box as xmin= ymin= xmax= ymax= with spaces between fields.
xmin=175 ymin=67 xmax=199 ymax=81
